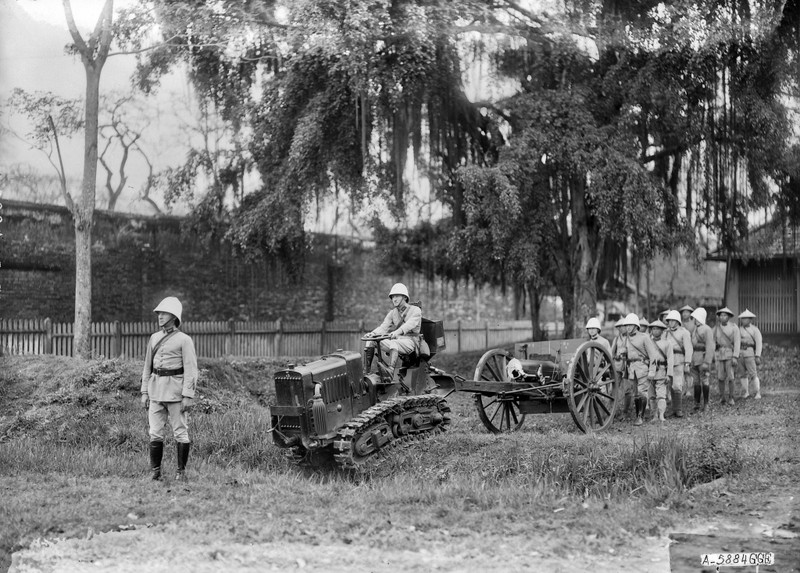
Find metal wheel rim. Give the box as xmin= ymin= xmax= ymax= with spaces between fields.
xmin=566 ymin=340 xmax=617 ymax=433
xmin=473 ymin=348 xmax=526 ymax=434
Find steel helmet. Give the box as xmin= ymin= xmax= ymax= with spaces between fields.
xmin=621 ymin=313 xmax=640 ymax=328
xmin=388 ymin=283 xmax=409 ymax=300
xmin=665 ymin=310 xmax=681 ymax=324
xmin=691 ymin=307 xmax=707 ymax=325
xmin=585 ymin=317 xmax=601 ymax=330
xmin=738 ymin=308 xmax=756 ymax=319
xmin=649 ymin=319 xmax=667 ymax=330
xmin=154 ymin=297 xmax=183 ymax=326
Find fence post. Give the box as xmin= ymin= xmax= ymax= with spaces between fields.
xmin=457 ymin=320 xmax=462 ymax=353
xmin=226 ymin=318 xmax=235 ymax=355
xmin=44 ymin=318 xmax=53 ymax=355
xmin=113 ymin=320 xmax=121 ymax=357
xmin=485 ymin=320 xmax=489 ymax=349
xmin=320 ymin=320 xmax=327 ymax=355
xmin=275 ymin=318 xmax=283 ymax=356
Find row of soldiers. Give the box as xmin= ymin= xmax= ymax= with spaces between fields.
xmin=585 ymin=305 xmax=763 ymax=425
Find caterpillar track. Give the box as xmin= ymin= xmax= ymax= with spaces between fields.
xmin=331 ymin=394 xmax=451 ymax=469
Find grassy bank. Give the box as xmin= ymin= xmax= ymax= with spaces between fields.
xmin=0 ymin=347 xmax=797 ymax=571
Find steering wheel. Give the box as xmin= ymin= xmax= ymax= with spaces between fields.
xmin=361 ymin=334 xmax=392 ymax=342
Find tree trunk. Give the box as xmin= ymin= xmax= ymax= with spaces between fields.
xmin=528 ymin=281 xmax=544 ymax=340
xmin=65 ymin=0 xmax=113 ymax=358
xmin=571 ymin=177 xmax=599 ymax=336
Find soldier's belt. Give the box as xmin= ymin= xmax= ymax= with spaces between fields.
xmin=741 ymin=343 xmax=755 ymax=348
xmin=153 ymin=367 xmax=184 ymax=377
xmin=627 ymin=358 xmax=647 ymax=364
xmin=673 ymin=350 xmax=684 ymax=354
xmin=654 ymin=360 xmax=667 ymax=366
xmin=694 ymin=346 xmax=705 ymax=351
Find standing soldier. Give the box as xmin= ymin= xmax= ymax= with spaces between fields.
xmin=141 ymin=297 xmax=198 ymax=481
xmin=648 ymin=319 xmax=674 ymax=423
xmin=585 ymin=317 xmax=611 ymax=354
xmin=680 ymin=304 xmax=696 ymax=399
xmin=713 ymin=307 xmax=741 ymax=406
xmin=621 ymin=313 xmax=660 ymax=426
xmin=690 ymin=308 xmax=715 ymax=412
xmin=738 ymin=309 xmax=763 ymax=399
xmin=611 ymin=318 xmax=629 ymax=420
xmin=639 ymin=316 xmax=650 ymax=335
xmin=680 ymin=305 xmax=696 ymax=334
xmin=664 ymin=310 xmax=692 ymax=418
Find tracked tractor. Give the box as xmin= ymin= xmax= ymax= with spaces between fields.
xmin=269 ymin=319 xmax=454 ymax=468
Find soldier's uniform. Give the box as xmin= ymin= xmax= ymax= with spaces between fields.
xmin=713 ymin=307 xmax=741 ymax=406
xmin=649 ymin=319 xmax=674 ymax=423
xmin=620 ymin=313 xmax=660 ymax=426
xmin=737 ymin=309 xmax=763 ymax=400
xmin=679 ymin=305 xmax=696 ymax=398
xmin=664 ymin=310 xmax=692 ymax=417
xmin=365 ymin=283 xmax=421 ymax=387
xmin=141 ymin=297 xmax=197 ymax=481
xmin=610 ymin=319 xmax=629 ymax=419
xmin=690 ymin=307 xmax=715 ymax=412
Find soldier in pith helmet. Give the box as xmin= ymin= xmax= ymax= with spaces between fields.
xmin=648 ymin=319 xmax=674 ymax=423
xmin=585 ymin=317 xmax=611 ymax=354
xmin=610 ymin=318 xmax=628 ymax=420
xmin=713 ymin=307 xmax=740 ymax=406
xmin=664 ymin=310 xmax=692 ymax=418
xmin=689 ymin=308 xmax=715 ymax=412
xmin=141 ymin=297 xmax=198 ymax=481
xmin=639 ymin=316 xmax=650 ymax=335
xmin=364 ymin=283 xmax=422 ymax=387
xmin=620 ymin=313 xmax=660 ymax=426
xmin=737 ymin=309 xmax=763 ymax=400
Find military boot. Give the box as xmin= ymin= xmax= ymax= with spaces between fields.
xmin=363 ymin=347 xmax=375 ymax=374
xmin=718 ymin=380 xmax=727 ymax=405
xmin=671 ymin=390 xmax=684 ymax=418
xmin=149 ymin=441 xmax=164 ymax=481
xmin=701 ymin=384 xmax=710 ymax=411
xmin=175 ymin=442 xmax=191 ymax=481
xmin=726 ymin=380 xmax=735 ymax=406
xmin=693 ymin=384 xmax=702 ymax=413
xmin=633 ymin=397 xmax=645 ymax=426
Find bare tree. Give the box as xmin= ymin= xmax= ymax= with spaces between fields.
xmin=63 ymin=0 xmax=114 ymax=358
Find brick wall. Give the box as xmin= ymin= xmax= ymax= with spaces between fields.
xmin=0 ymin=200 xmax=519 ymax=323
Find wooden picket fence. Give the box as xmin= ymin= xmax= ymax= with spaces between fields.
xmin=0 ymin=318 xmax=539 ymax=359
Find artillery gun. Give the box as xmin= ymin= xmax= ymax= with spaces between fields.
xmin=458 ymin=338 xmax=618 ymax=433
xmin=269 ymin=319 xmax=454 ymax=468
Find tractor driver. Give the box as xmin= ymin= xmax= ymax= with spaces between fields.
xmin=364 ymin=283 xmax=422 ymax=385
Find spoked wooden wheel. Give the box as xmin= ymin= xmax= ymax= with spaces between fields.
xmin=565 ymin=341 xmax=617 ymax=433
xmin=473 ymin=348 xmax=526 ymax=434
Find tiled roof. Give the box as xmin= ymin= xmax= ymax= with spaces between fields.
xmin=707 ymin=218 xmax=800 ymax=261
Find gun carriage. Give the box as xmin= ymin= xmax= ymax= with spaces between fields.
xmin=457 ymin=338 xmax=618 ymax=434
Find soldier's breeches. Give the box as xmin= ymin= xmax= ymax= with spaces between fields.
xmin=716 ymin=359 xmax=735 ymax=382
xmin=379 ymin=338 xmax=416 ymax=356
xmin=671 ymin=367 xmax=685 ymax=393
xmin=622 ymin=377 xmax=634 ymax=398
xmin=652 ymin=378 xmax=668 ymax=400
xmin=149 ymin=401 xmax=190 ymax=443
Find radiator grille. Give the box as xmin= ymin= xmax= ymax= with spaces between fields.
xmin=275 ymin=373 xmax=303 ymax=406
xmin=312 ymin=399 xmax=327 ymax=435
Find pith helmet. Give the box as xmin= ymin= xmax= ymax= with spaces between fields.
xmin=716 ymin=307 xmax=734 ymax=317
xmin=679 ymin=304 xmax=694 ymax=313
xmin=659 ymin=309 xmax=669 ymax=318
xmin=585 ymin=317 xmax=601 ymax=330
xmin=388 ymin=283 xmax=409 ymax=300
xmin=639 ymin=316 xmax=650 ymax=328
xmin=665 ymin=310 xmax=681 ymax=323
xmin=738 ymin=309 xmax=756 ymax=319
xmin=614 ymin=318 xmax=623 ymax=328
xmin=154 ymin=297 xmax=183 ymax=326
xmin=621 ymin=313 xmax=640 ymax=328
xmin=650 ymin=319 xmax=667 ymax=330
xmin=691 ymin=307 xmax=707 ymax=325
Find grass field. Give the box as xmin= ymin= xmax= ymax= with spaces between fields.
xmin=1 ymin=346 xmax=798 ymax=572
